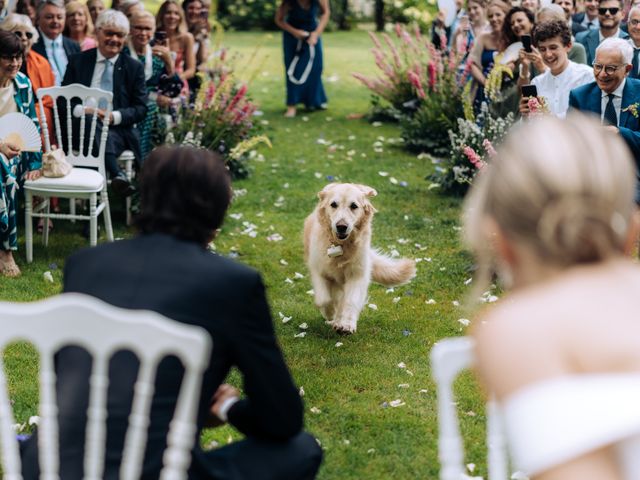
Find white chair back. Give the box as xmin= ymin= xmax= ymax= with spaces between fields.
xmin=37 ymin=84 xmax=112 ymax=178
xmin=431 ymin=336 xmax=510 ymax=480
xmin=0 ymin=293 xmax=212 ymax=480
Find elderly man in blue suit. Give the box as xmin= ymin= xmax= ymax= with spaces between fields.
xmin=576 ymin=0 xmax=628 ymax=66
xmin=569 ymin=37 xmax=640 ymax=201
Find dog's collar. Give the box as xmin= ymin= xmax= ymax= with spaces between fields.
xmin=327 ymin=244 xmax=344 ymax=257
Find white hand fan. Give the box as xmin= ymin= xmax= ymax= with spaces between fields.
xmin=0 ymin=112 xmax=42 ymax=152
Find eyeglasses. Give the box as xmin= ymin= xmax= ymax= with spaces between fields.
xmin=132 ymin=25 xmax=153 ymax=32
xmin=630 ymin=19 xmax=640 ymax=26
xmin=598 ymin=7 xmax=620 ymax=15
xmin=101 ymin=29 xmax=126 ymax=38
xmin=593 ymin=62 xmax=625 ymax=74
xmin=13 ymin=31 xmax=33 ymax=39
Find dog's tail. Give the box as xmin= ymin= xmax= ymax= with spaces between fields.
xmin=370 ymin=250 xmax=416 ymax=287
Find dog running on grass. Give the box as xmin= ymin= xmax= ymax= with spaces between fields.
xmin=303 ymin=183 xmax=416 ymax=334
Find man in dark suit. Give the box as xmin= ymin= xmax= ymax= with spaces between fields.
xmin=32 ymin=0 xmax=80 ymax=85
xmin=628 ymin=6 xmax=640 ymax=79
xmin=20 ymin=146 xmax=323 ymax=479
xmin=62 ymin=9 xmax=146 ymax=193
xmin=573 ymin=0 xmax=599 ymax=30
xmin=569 ymin=37 xmax=640 ymax=201
xmin=554 ymin=0 xmax=587 ymax=36
xmin=576 ymin=0 xmax=628 ymax=65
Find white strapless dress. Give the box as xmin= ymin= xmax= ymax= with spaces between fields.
xmin=501 ymin=374 xmax=640 ymax=478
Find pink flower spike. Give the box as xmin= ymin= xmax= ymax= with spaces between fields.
xmin=463 ymin=146 xmax=486 ymax=169
xmin=482 ymin=139 xmax=497 ymax=158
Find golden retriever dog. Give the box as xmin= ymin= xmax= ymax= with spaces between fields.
xmin=304 ymin=183 xmax=416 ymax=334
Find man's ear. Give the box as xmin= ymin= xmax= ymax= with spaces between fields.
xmin=355 ymin=184 xmax=377 ymax=198
xmin=318 ymin=183 xmax=336 ymax=201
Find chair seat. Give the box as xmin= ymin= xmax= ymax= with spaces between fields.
xmin=24 ymin=167 xmax=104 ymax=192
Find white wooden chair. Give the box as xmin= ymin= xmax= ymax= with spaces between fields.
xmin=24 ymin=84 xmax=115 ymax=263
xmin=118 ymin=149 xmax=136 ymax=225
xmin=0 ymin=293 xmax=212 ymax=480
xmin=431 ymin=336 xmax=510 ymax=480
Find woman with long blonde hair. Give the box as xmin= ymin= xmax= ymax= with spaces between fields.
xmin=63 ymin=0 xmax=96 ymax=51
xmin=156 ymin=0 xmax=195 ymax=90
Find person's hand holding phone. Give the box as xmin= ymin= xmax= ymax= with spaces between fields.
xmin=519 ymin=84 xmax=537 ymax=116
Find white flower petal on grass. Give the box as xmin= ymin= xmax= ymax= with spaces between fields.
xmin=458 ymin=318 xmax=471 ymax=327
xmin=306 ymin=289 xmax=315 ymax=295
xmin=389 ymin=177 xmax=398 ymax=185
xmin=310 ymin=406 xmax=321 ymax=414
xmin=316 ymin=138 xmax=329 ymax=145
xmin=302 ymin=116 xmax=309 ymax=122
xmin=298 ymin=323 xmax=308 ymax=330
xmin=278 ymin=312 xmax=292 ymax=324
xmin=425 ymin=299 xmax=436 ymax=305
xmin=294 ymin=332 xmax=307 ymax=338
xmin=335 ymin=342 xmax=343 ymax=348
xmin=467 ymin=463 xmax=476 ymax=473
xmin=299 ymin=387 xmax=305 ymax=397
xmin=464 ymin=277 xmax=473 ymax=285
xmin=385 ymin=288 xmax=394 ymax=294
xmin=372 ymin=121 xmax=382 ymax=127
xmin=348 ymin=135 xmax=356 ymax=140
xmin=419 ymin=389 xmax=429 ymax=394
xmin=28 ymin=415 xmax=39 ymax=426
xmin=367 ymin=448 xmax=376 ymax=454
xmin=285 ymin=278 xmax=294 ymax=284
xmin=266 ymin=233 xmax=283 ymax=242
xmin=392 ymin=297 xmax=401 ymax=304
xmin=43 ymin=271 xmax=54 ymax=283
xmin=452 ymin=300 xmax=460 ymax=307
xmin=405 ymin=370 xmax=414 ymax=376
xmin=229 ymin=213 xmax=243 ymax=220
xmin=389 ymin=399 xmax=405 ymax=407
xmin=283 ymin=183 xmax=289 ymax=189
xmin=343 ymin=439 xmax=350 ymax=445
xmin=417 ymin=152 xmax=429 ymax=160
xmin=280 ymin=259 xmax=289 ymax=266
xmin=398 ymin=383 xmax=410 ymax=389
xmin=314 ymin=172 xmax=322 ymax=179
xmin=368 ymin=303 xmax=378 ymax=310
xmin=294 ymin=272 xmax=305 ymax=279
xmin=11 ymin=423 xmax=24 ymax=433
xmin=428 ymin=183 xmax=440 ymax=190
xmin=397 ymin=362 xmax=406 ymax=369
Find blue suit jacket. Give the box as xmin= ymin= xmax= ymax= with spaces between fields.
xmin=569 ymin=79 xmax=640 ymax=201
xmin=576 ymin=28 xmax=629 ymax=66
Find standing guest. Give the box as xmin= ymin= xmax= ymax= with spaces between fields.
xmin=470 ymin=0 xmax=511 ymax=111
xmin=451 ymin=0 xmax=489 ymax=57
xmin=32 ymin=0 xmax=80 ymax=85
xmin=63 ymin=1 xmax=96 ymax=51
xmin=20 ymin=146 xmax=324 ymax=479
xmin=466 ymin=114 xmax=640 ymax=480
xmin=87 ymin=0 xmax=105 ymax=25
xmin=0 ymin=31 xmax=42 ymax=277
xmin=554 ymin=0 xmax=588 ymax=35
xmin=275 ymin=0 xmax=330 ymax=118
xmin=522 ymin=0 xmax=541 ymax=13
xmin=627 ymin=5 xmax=640 ymax=78
xmin=156 ymin=0 xmax=196 ymax=93
xmin=128 ymin=10 xmax=175 ymax=159
xmin=62 ymin=9 xmax=146 ymax=195
xmin=16 ymin=0 xmax=37 ymax=25
xmin=182 ymin=0 xmax=209 ymax=98
xmin=576 ymin=0 xmax=628 ymax=65
xmin=519 ymin=20 xmax=593 ymax=117
xmin=537 ymin=4 xmax=588 ymax=63
xmin=118 ymin=0 xmax=143 ymax=19
xmin=573 ymin=0 xmax=599 ymax=29
xmin=569 ymin=37 xmax=640 ymax=201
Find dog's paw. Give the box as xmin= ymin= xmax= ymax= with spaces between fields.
xmin=327 ymin=319 xmax=357 ymax=334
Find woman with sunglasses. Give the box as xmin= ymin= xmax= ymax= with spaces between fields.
xmin=0 ymin=30 xmax=42 ymax=277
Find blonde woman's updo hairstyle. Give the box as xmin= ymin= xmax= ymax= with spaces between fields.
xmin=464 ymin=114 xmax=636 ymax=292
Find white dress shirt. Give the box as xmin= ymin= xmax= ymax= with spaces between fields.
xmin=532 ymin=61 xmax=594 ymax=118
xmin=600 ymin=78 xmax=625 ymax=126
xmin=599 ymin=28 xmax=622 ymax=43
xmin=580 ymin=15 xmax=599 ymax=30
xmin=90 ymin=51 xmax=122 ymax=125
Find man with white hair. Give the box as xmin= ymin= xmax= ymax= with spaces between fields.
xmin=62 ymin=9 xmax=146 ymax=195
xmin=569 ymin=37 xmax=640 ymax=201
xmin=627 ymin=5 xmax=640 ymax=79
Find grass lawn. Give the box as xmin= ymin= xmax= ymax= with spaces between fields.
xmin=0 ymin=29 xmax=489 ymax=479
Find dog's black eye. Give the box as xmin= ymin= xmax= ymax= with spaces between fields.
xmin=350 ymin=203 xmax=358 ymax=210
xmin=330 ymin=201 xmax=338 ymax=209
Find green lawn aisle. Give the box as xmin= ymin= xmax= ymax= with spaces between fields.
xmin=0 ymin=29 xmax=488 ymax=480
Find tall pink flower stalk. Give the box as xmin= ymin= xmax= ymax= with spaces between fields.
xmin=463 ymin=146 xmax=486 ymax=169
xmin=482 ymin=139 xmax=497 ymax=158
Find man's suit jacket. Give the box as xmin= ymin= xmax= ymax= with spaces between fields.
xmin=62 ymin=48 xmax=148 ymax=161
xmin=31 ymin=34 xmax=80 ymax=71
xmin=576 ymin=28 xmax=629 ymax=66
xmin=571 ymin=20 xmax=588 ymax=37
xmin=20 ymin=233 xmax=304 ymax=479
xmin=569 ymin=79 xmax=640 ymax=200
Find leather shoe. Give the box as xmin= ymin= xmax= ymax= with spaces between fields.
xmin=111 ymin=173 xmax=135 ymax=197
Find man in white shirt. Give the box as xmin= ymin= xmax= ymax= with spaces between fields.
xmin=32 ymin=0 xmax=80 ymax=85
xmin=627 ymin=6 xmax=640 ymax=79
xmin=519 ymin=20 xmax=593 ymax=118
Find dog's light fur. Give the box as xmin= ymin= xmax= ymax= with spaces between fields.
xmin=304 ymin=183 xmax=416 ymax=333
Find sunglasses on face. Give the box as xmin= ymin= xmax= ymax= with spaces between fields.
xmin=14 ymin=31 xmax=33 ymax=39
xmin=592 ymin=62 xmax=625 ymax=74
xmin=598 ymin=7 xmax=620 ymax=14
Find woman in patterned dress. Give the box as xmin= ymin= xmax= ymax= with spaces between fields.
xmin=128 ymin=10 xmax=175 ymax=160
xmin=0 ymin=31 xmax=42 ymax=277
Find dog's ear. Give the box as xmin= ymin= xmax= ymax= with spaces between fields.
xmin=355 ymin=184 xmax=377 ymax=198
xmin=318 ymin=183 xmax=337 ymax=201
xmin=363 ymin=198 xmax=378 ymax=214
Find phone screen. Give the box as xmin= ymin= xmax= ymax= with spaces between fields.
xmin=521 ymin=34 xmax=532 ymax=53
xmin=521 ymin=84 xmax=538 ymax=97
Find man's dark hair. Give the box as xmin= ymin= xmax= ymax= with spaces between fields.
xmin=503 ymin=6 xmax=536 ymax=46
xmin=598 ymin=0 xmax=623 ymax=7
xmin=135 ymin=146 xmax=232 ymax=245
xmin=0 ymin=30 xmax=24 ymax=58
xmin=533 ymin=20 xmax=572 ymax=47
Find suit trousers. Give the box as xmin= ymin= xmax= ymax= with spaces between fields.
xmin=194 ymin=432 xmax=323 ymax=480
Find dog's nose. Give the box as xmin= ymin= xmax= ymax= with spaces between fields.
xmin=336 ymin=224 xmax=348 ymax=234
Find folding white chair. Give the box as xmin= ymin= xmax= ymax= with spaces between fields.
xmin=431 ymin=336 xmax=510 ymax=480
xmin=24 ymin=84 xmax=115 ymax=263
xmin=0 ymin=293 xmax=212 ymax=479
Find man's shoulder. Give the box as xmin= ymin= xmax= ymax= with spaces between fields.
xmin=117 ymin=53 xmax=144 ymax=72
xmin=624 ymin=77 xmax=640 ymax=95
xmin=571 ymin=80 xmax=597 ymax=95
xmin=576 ymin=28 xmax=596 ymax=43
xmin=68 ymin=48 xmax=96 ymax=65
xmin=572 ymin=12 xmax=585 ymax=23
xmin=62 ymin=35 xmax=81 ymax=52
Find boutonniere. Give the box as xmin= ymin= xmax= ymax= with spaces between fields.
xmin=622 ymin=102 xmax=640 ymax=118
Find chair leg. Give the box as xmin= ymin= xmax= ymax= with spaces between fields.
xmin=126 ymin=197 xmax=132 ymax=226
xmin=102 ymin=190 xmax=114 ymax=242
xmin=70 ymin=197 xmax=76 ymax=223
xmin=25 ymin=191 xmax=33 ymax=263
xmin=43 ymin=199 xmax=50 ymax=247
xmin=125 ymin=159 xmax=133 ymax=226
xmin=89 ymin=194 xmax=98 ymax=246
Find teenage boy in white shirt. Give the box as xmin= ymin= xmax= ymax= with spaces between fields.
xmin=519 ymin=20 xmax=593 ymax=118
